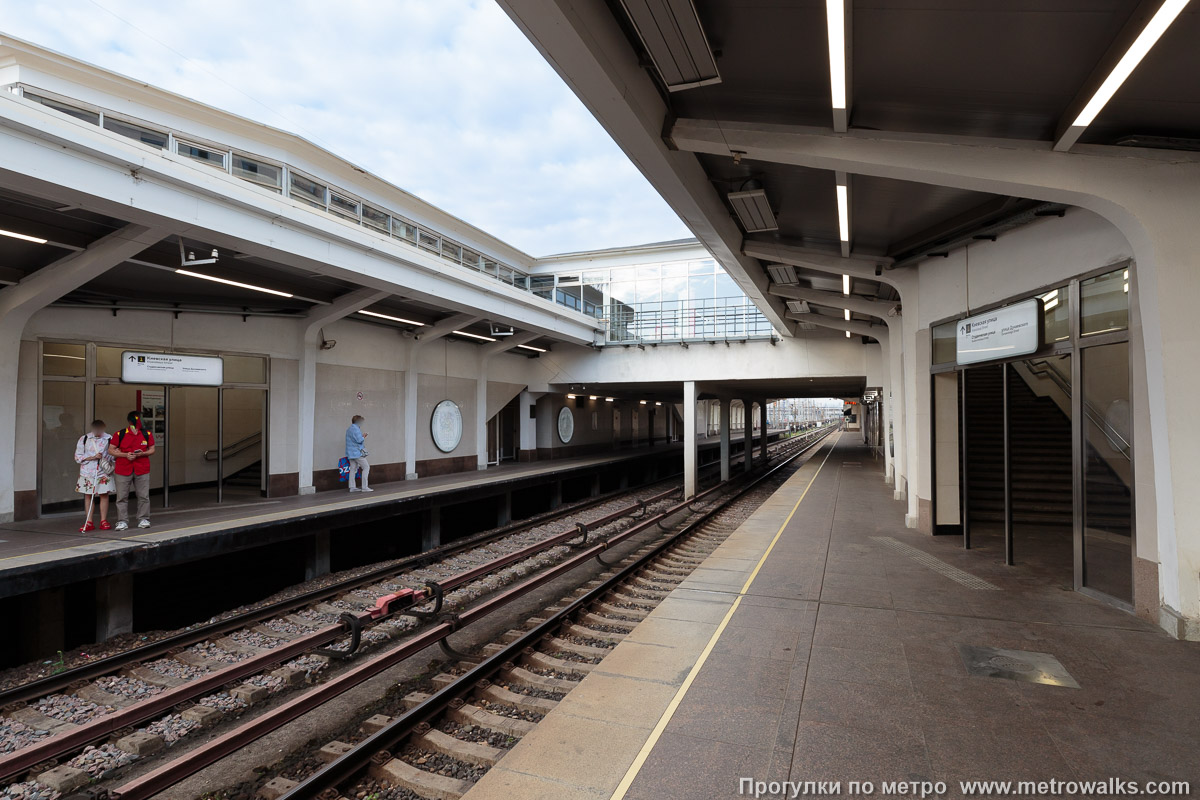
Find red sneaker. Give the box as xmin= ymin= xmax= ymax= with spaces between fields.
xmin=79 ymin=521 xmax=95 ymax=532
xmin=99 ymin=520 xmax=112 ymax=531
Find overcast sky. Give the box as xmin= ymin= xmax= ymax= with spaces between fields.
xmin=1 ymin=0 xmax=690 ymax=256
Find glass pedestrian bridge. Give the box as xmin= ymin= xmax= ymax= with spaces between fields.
xmin=602 ymin=297 xmax=775 ymax=345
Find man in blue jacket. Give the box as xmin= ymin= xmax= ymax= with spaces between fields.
xmin=345 ymin=415 xmax=372 ymax=492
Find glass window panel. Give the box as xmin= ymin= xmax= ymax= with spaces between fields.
xmin=557 ymin=274 xmax=581 ymax=285
xmin=1082 ymin=341 xmax=1133 ymax=602
xmin=932 ymin=321 xmax=957 ymax=365
xmin=329 ymin=192 xmax=360 ymax=221
xmin=417 ymin=230 xmax=440 ymax=254
xmin=391 ymin=218 xmax=417 ymax=243
xmin=637 ymin=265 xmax=660 ymax=279
xmin=690 ymin=259 xmax=715 ymax=275
xmin=510 ymin=272 xmax=529 ymax=290
xmin=481 ymin=259 xmax=499 ymax=276
xmin=530 ymin=275 xmax=554 ymax=299
xmin=362 ymin=204 xmax=389 ymax=232
xmin=103 ymin=117 xmax=168 ymax=149
xmin=222 ymin=355 xmax=266 ymax=384
xmin=441 ymin=242 xmax=463 ymax=264
xmin=662 ymin=262 xmax=688 ymax=278
xmin=611 ymin=267 xmax=636 ymax=282
xmin=42 ymin=342 xmax=86 ymax=377
xmin=461 ymin=249 xmax=482 ymax=269
xmin=96 ymin=346 xmax=142 ymax=378
xmin=176 ymin=140 xmax=227 ymax=169
xmin=25 ymin=93 xmax=100 ymax=125
xmin=661 ymin=276 xmax=687 ymax=302
xmin=1040 ymin=286 xmax=1070 ymax=344
xmin=582 ymin=270 xmax=608 ymax=284
xmin=231 ymin=154 xmax=282 ymax=191
xmin=289 ymin=172 xmax=326 ymax=208
xmin=688 ymin=274 xmax=714 ymax=303
xmin=609 ymin=281 xmax=636 ymax=305
xmin=41 ymin=380 xmax=87 ymax=509
xmin=715 ymin=272 xmax=739 ymax=298
xmin=1080 ymin=267 xmax=1130 ymax=336
xmin=637 ymin=279 xmax=661 ymax=304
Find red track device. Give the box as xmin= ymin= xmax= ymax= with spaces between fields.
xmin=370 ymin=588 xmax=419 ymax=619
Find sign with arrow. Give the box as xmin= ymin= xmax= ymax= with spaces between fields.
xmin=121 ymin=351 xmax=224 ymax=386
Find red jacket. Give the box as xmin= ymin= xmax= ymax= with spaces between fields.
xmin=112 ymin=426 xmax=155 ymax=476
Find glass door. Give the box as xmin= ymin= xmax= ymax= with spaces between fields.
xmin=95 ymin=383 xmax=167 ymax=505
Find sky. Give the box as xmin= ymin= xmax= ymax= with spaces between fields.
xmin=0 ymin=0 xmax=691 ymax=256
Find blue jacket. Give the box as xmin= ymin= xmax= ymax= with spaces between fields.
xmin=345 ymin=423 xmax=366 ymax=458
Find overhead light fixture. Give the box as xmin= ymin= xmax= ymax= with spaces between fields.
xmin=787 ymin=300 xmax=812 ymax=314
xmin=567 ymin=393 xmax=577 ymax=399
xmin=589 ymin=395 xmax=599 ymax=400
xmin=489 ymin=322 xmax=515 ymax=337
xmin=655 ymin=402 xmax=662 ymax=406
xmin=844 ymin=309 xmax=851 ymax=321
xmin=516 ymin=343 xmax=547 ymax=353
xmin=1057 ymin=0 xmax=1189 ymax=150
xmin=605 ymin=397 xmax=614 ymax=402
xmin=842 ymin=274 xmax=851 ymax=295
xmin=767 ymin=263 xmax=797 ymax=285
xmin=175 ymin=269 xmax=294 ymax=298
xmin=728 ymin=189 xmax=779 ymax=233
xmin=836 ymin=182 xmax=850 ymax=242
xmin=0 ymin=228 xmax=48 ymax=244
xmin=1042 ymin=289 xmax=1060 ymax=312
xmin=453 ymin=329 xmax=496 ymax=342
xmin=359 ymin=309 xmax=425 ymax=326
xmin=618 ymin=0 xmax=721 ymax=92
xmin=846 ymin=330 xmax=851 ymax=338
xmin=826 ymin=0 xmax=847 ymax=112
xmin=640 ymin=400 xmax=647 ymax=405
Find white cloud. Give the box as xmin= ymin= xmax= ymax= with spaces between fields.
xmin=0 ymin=0 xmax=690 ymax=254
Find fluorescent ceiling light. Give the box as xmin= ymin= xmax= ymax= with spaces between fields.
xmin=655 ymin=402 xmax=662 ymax=406
xmin=846 ymin=330 xmax=851 ymax=338
xmin=844 ymin=309 xmax=851 ymax=321
xmin=826 ymin=0 xmax=847 ymax=110
xmin=1044 ymin=297 xmax=1060 ymax=312
xmin=835 ymin=184 xmax=850 ymax=242
xmin=44 ymin=353 xmax=85 ymax=359
xmin=453 ymin=329 xmax=496 ymax=342
xmin=359 ymin=309 xmax=425 ymax=326
xmin=640 ymin=400 xmax=647 ymax=405
xmin=176 ymin=269 xmax=293 ymax=298
xmin=842 ymin=274 xmax=851 ymax=295
xmin=728 ymin=189 xmax=779 ymax=233
xmin=0 ymin=228 xmax=48 ymax=244
xmin=605 ymin=397 xmax=614 ymax=402
xmin=589 ymin=395 xmax=599 ymax=400
xmin=1073 ymin=0 xmax=1189 ymax=128
xmin=567 ymin=393 xmax=577 ymax=399
xmin=516 ymin=343 xmax=547 ymax=353
xmin=619 ymin=0 xmax=721 ymax=92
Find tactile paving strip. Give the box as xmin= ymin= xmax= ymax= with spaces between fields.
xmin=870 ymin=536 xmax=999 ymax=590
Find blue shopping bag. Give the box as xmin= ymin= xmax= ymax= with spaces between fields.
xmin=338 ymin=457 xmax=351 ymax=482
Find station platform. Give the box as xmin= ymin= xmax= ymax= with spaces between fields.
xmin=1 ymin=436 xmax=766 ymax=598
xmin=467 ymin=434 xmax=1199 ymax=800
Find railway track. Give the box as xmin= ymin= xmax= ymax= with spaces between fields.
xmin=109 ymin=428 xmax=833 ymax=800
xmin=0 ymin=429 xmax=828 ymax=799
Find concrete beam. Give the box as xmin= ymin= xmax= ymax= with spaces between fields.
xmin=769 ymin=284 xmax=898 ymax=319
xmin=788 ymin=312 xmax=887 ymax=340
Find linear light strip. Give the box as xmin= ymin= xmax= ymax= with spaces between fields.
xmin=826 ymin=0 xmax=847 ymax=110
xmin=1073 ymin=0 xmax=1190 ymax=127
xmin=453 ymin=329 xmax=496 ymax=342
xmin=835 ymin=183 xmax=850 ymax=242
xmin=516 ymin=344 xmax=547 ymax=353
xmin=175 ymin=269 xmax=293 ymax=298
xmin=359 ymin=309 xmax=425 ymax=326
xmin=0 ymin=228 xmax=48 ymax=244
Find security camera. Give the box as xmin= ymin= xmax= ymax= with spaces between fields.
xmin=320 ymin=339 xmax=337 ymax=350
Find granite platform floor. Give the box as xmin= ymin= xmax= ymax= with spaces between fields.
xmin=464 ymin=434 xmax=1200 ymax=800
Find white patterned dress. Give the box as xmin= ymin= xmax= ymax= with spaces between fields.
xmin=75 ymin=432 xmax=116 ymax=495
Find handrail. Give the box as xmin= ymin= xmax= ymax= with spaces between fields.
xmin=1023 ymin=359 xmax=1131 ymax=460
xmin=203 ymin=431 xmax=262 ymax=461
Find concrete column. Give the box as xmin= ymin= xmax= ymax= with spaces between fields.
xmin=299 ymin=288 xmax=390 ymax=494
xmin=683 ymin=381 xmax=698 ymax=499
xmin=421 ymin=507 xmax=441 ymax=550
xmin=304 ymin=531 xmax=331 ymax=580
xmin=0 ymin=224 xmax=166 ymax=520
xmin=95 ymin=573 xmax=133 ymax=642
xmin=403 ymin=348 xmax=420 ymax=480
xmin=760 ymin=399 xmax=769 ymax=461
xmin=719 ymin=398 xmax=731 ymax=481
xmin=742 ymin=401 xmax=754 ymax=472
xmin=19 ymin=588 xmax=64 ymax=659
xmin=518 ymin=390 xmax=537 ymax=460
xmin=549 ymin=481 xmax=562 ymax=509
xmin=475 ymin=354 xmax=490 ymax=471
xmin=591 ymin=474 xmax=602 ymax=497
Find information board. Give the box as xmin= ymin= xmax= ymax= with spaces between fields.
xmin=955 ymin=299 xmax=1042 ymax=366
xmin=121 ymin=352 xmax=224 ymax=386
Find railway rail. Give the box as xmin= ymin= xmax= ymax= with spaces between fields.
xmin=110 ymin=427 xmax=833 ymax=800
xmin=0 ymin=428 xmax=828 ymax=798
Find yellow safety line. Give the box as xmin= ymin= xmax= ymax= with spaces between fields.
xmin=608 ymin=435 xmax=837 ymax=800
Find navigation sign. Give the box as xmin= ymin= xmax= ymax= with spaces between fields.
xmin=121 ymin=351 xmax=224 ymax=386
xmin=956 ymin=299 xmax=1043 ymax=366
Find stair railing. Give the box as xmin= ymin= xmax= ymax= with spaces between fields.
xmin=203 ymin=431 xmax=263 ymax=461
xmin=1023 ymin=359 xmax=1130 ymax=461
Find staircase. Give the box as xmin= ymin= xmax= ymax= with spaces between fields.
xmin=223 ymin=460 xmax=262 ymax=491
xmin=963 ymin=365 xmax=1131 ymax=529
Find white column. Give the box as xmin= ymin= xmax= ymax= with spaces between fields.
xmin=742 ymin=400 xmax=754 ymax=471
xmin=518 ymin=390 xmax=538 ymax=459
xmin=0 ymin=224 xmax=167 ymax=520
xmin=475 ymin=353 xmax=490 ymax=471
xmin=719 ymin=397 xmax=731 ymax=481
xmin=683 ymin=381 xmax=698 ymax=499
xmin=298 ymin=288 xmax=390 ymax=494
xmin=759 ymin=400 xmax=769 ymax=460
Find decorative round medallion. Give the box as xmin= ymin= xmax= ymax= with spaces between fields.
xmin=431 ymin=400 xmax=463 ymax=453
xmin=557 ymin=406 xmax=575 ymax=444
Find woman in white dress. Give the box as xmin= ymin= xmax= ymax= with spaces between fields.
xmin=75 ymin=419 xmax=115 ymax=532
